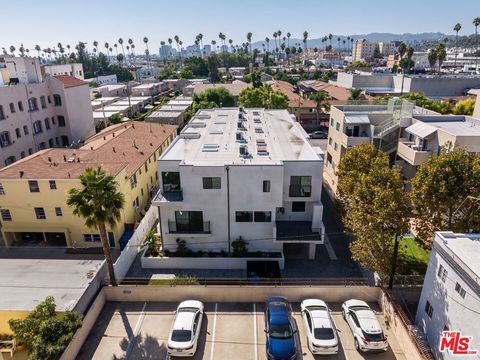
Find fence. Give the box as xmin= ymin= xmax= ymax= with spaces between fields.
xmin=113 ymin=206 xmax=158 ymax=283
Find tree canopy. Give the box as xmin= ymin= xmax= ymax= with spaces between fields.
xmin=238 ymin=84 xmax=288 ymax=109
xmin=190 ymin=87 xmax=235 ymax=114
xmin=410 ymin=149 xmax=480 ymax=246
xmin=9 ymin=296 xmax=83 ymax=360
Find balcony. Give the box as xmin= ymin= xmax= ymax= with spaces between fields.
xmin=168 ymin=220 xmax=211 ymax=234
xmin=340 ymin=132 xmax=370 ymax=148
xmin=275 ymin=221 xmax=323 ymax=243
xmin=289 ymin=184 xmax=311 ymax=198
xmin=397 ymin=140 xmax=431 ymax=166
xmin=153 ymin=189 xmax=183 ymax=204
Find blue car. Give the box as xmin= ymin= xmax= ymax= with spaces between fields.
xmin=264 ymin=297 xmax=297 ymax=360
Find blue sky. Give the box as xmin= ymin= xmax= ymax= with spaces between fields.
xmin=2 ymin=0 xmax=479 ymax=51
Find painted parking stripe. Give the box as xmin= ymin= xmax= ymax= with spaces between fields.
xmin=210 ymin=303 xmax=218 ymax=360
xmin=253 ymin=303 xmax=258 ymax=360
xmin=331 ymin=313 xmax=349 ymax=360
xmin=126 ymin=302 xmax=148 ymax=360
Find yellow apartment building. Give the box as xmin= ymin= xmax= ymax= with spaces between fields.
xmin=0 ymin=121 xmax=177 ymax=248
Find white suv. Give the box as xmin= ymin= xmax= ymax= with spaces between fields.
xmin=341 ymin=299 xmax=388 ymax=352
xmin=301 ymin=299 xmax=338 ymax=355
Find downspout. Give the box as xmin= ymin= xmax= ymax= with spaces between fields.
xmin=226 ymin=165 xmax=231 ymax=254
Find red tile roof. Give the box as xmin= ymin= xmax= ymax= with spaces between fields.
xmin=272 ymin=80 xmax=317 ymax=109
xmin=53 ymin=75 xmax=87 ymax=88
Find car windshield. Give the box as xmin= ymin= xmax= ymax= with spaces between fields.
xmin=314 ymin=327 xmax=335 ymax=340
xmin=349 ymin=305 xmax=370 ymax=311
xmin=362 ymin=330 xmax=385 ymax=342
xmin=269 ymin=323 xmax=293 ymax=338
xmin=171 ymin=330 xmax=192 ymax=342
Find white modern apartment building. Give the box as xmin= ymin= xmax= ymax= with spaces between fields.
xmin=153 ymin=108 xmax=325 ymax=262
xmin=42 ymin=63 xmax=84 ymax=79
xmin=416 ymin=232 xmax=480 ymax=360
xmin=0 ymin=56 xmax=95 ymax=167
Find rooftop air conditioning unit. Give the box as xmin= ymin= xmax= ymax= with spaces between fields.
xmin=239 ymin=145 xmax=248 ymax=156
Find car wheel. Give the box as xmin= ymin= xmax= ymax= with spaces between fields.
xmin=354 ymin=338 xmax=360 ymax=352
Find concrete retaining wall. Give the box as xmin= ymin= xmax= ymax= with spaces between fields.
xmin=104 ymin=285 xmax=381 ymax=303
xmin=141 ymin=250 xmax=285 ymax=270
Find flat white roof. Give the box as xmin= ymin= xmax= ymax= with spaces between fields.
xmin=161 ymin=108 xmax=322 ymax=166
xmin=102 ymin=105 xmax=130 ymax=111
xmin=147 ymin=111 xmax=183 ymax=118
xmin=160 ymin=104 xmax=189 ymax=111
xmin=435 ymin=232 xmax=480 ymax=279
xmin=425 ymin=120 xmax=480 ymax=136
xmin=93 ymin=111 xmax=119 ymax=118
xmin=0 ymin=259 xmax=104 ymax=311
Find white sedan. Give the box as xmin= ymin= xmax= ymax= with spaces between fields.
xmin=301 ymin=299 xmax=339 ymax=355
xmin=167 ymin=300 xmax=204 ymax=357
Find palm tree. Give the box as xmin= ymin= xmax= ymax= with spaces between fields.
xmin=273 ymin=32 xmax=278 ymax=55
xmin=303 ymin=31 xmax=308 ymax=61
xmin=19 ymin=44 xmax=25 ymax=57
xmin=113 ymin=43 xmax=118 ymax=56
xmin=247 ymin=32 xmax=253 ymax=58
xmin=34 ymin=44 xmax=41 ymax=58
xmin=436 ymin=44 xmax=447 ymax=74
xmin=118 ymin=38 xmax=125 ymax=61
xmin=104 ymin=42 xmax=109 ymax=58
xmin=228 ymin=39 xmax=233 ymax=52
xmin=310 ymin=91 xmax=331 ymax=127
xmin=453 ymin=23 xmax=462 ymax=69
xmin=128 ymin=38 xmax=134 ymax=58
xmin=67 ymin=167 xmax=125 ymax=287
xmin=211 ymin=40 xmax=216 ymax=53
xmin=174 ymin=35 xmax=180 ymax=55
xmin=9 ymin=45 xmax=15 ymax=55
xmin=197 ymin=33 xmax=204 ymax=55
xmin=474 ymin=17 xmax=480 ymax=73
xmin=428 ymin=48 xmax=438 ymax=74
xmin=143 ymin=36 xmax=149 ymax=52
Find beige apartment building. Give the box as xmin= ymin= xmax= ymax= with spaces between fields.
xmin=352 ymin=40 xmax=395 ymax=62
xmin=42 ymin=63 xmax=84 ymax=79
xmin=0 ymin=56 xmax=95 ymax=167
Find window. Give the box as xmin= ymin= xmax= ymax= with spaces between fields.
xmin=455 ymin=283 xmax=466 ymax=299
xmin=437 ymin=265 xmax=448 ymax=283
xmin=83 ymin=234 xmax=101 ymax=242
xmin=34 ymin=207 xmax=46 ymax=219
xmin=47 ymin=95 xmax=51 ymax=104
xmin=254 ymin=211 xmax=271 ymax=222
xmin=49 ymin=180 xmax=57 ymax=190
xmin=9 ymin=103 xmax=15 ymax=113
xmin=20 ymin=151 xmax=25 ymax=158
xmin=162 ymin=172 xmax=181 ymax=191
xmin=336 ymin=122 xmax=340 ymax=131
xmin=48 ymin=138 xmax=54 ymax=148
xmin=0 ymin=183 xmax=4 ymax=195
xmin=144 ymin=163 xmax=148 ymax=172
xmin=0 ymin=131 xmax=11 ymax=147
xmin=33 ymin=120 xmax=43 ymax=134
xmin=38 ymin=142 xmax=47 ymax=150
xmin=28 ymin=148 xmax=33 ymax=155
xmin=328 ymin=137 xmax=332 ymax=145
xmin=334 ymin=142 xmax=338 ymax=151
xmin=174 ymin=211 xmax=205 ymax=232
xmin=23 ymin=125 xmax=29 ymax=135
xmin=44 ymin=118 xmax=50 ymax=130
xmin=15 ymin=128 xmax=21 ymax=138
xmin=51 ymin=116 xmax=55 ymax=125
xmin=289 ymin=176 xmax=311 ymax=197
xmin=40 ymin=96 xmax=47 ymax=109
xmin=263 ymin=180 xmax=271 ymax=192
xmin=424 ymin=301 xmax=433 ymax=318
xmin=0 ymin=209 xmax=12 ymax=221
xmin=55 ymin=207 xmax=63 ymax=216
xmin=29 ymin=180 xmax=40 ymax=192
xmin=58 ymin=116 xmax=66 ymax=127
xmin=203 ymin=177 xmax=221 ymax=189
xmin=53 ymin=94 xmax=62 ymax=106
xmin=236 ymin=211 xmax=253 ymax=222
xmin=330 ymin=118 xmax=334 ymax=126
xmin=28 ymin=97 xmax=38 ymax=111
xmin=0 ymin=105 xmax=4 ymax=120
xmin=292 ymin=202 xmax=306 ymax=212
xmin=18 ymin=101 xmax=23 ymax=112
xmin=61 ymin=136 xmax=69 ymax=146
xmin=130 ymin=174 xmax=137 ymax=189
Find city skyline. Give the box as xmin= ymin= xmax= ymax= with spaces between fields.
xmin=2 ymin=0 xmax=480 ymax=52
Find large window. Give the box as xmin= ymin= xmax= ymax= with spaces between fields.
xmin=18 ymin=101 xmax=24 ymax=112
xmin=53 ymin=94 xmax=62 ymax=106
xmin=0 ymin=105 xmax=5 ymax=120
xmin=424 ymin=301 xmax=433 ymax=318
xmin=49 ymin=180 xmax=57 ymax=190
xmin=28 ymin=97 xmax=38 ymax=111
xmin=289 ymin=176 xmax=311 ymax=197
xmin=58 ymin=116 xmax=66 ymax=127
xmin=162 ymin=172 xmax=181 ymax=192
xmin=254 ymin=211 xmax=271 ymax=222
xmin=0 ymin=183 xmax=4 ymax=195
xmin=203 ymin=177 xmax=221 ymax=189
xmin=0 ymin=131 xmax=11 ymax=148
xmin=33 ymin=120 xmax=43 ymax=134
xmin=83 ymin=234 xmax=101 ymax=242
xmin=9 ymin=103 xmax=15 ymax=113
xmin=44 ymin=118 xmax=50 ymax=130
xmin=236 ymin=211 xmax=253 ymax=222
xmin=263 ymin=180 xmax=271 ymax=192
xmin=34 ymin=207 xmax=46 ymax=219
xmin=1 ymin=209 xmax=12 ymax=221
xmin=4 ymin=156 xmax=15 ymax=166
xmin=437 ymin=264 xmax=448 ymax=283
xmin=40 ymin=96 xmax=47 ymax=109
xmin=455 ymin=283 xmax=466 ymax=299
xmin=174 ymin=211 xmax=204 ymax=233
xmin=29 ymin=180 xmax=40 ymax=192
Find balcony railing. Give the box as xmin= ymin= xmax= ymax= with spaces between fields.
xmin=397 ymin=141 xmax=431 ymax=166
xmin=161 ymin=189 xmax=183 ymax=202
xmin=289 ymin=184 xmax=311 ymax=197
xmin=168 ymin=221 xmax=211 ymax=234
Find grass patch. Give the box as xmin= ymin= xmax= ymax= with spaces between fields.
xmin=398 ymin=237 xmax=430 ymax=275
xmin=148 ymin=275 xmax=199 ymax=286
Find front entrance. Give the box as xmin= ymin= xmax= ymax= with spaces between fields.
xmin=45 ymin=232 xmax=67 ymax=246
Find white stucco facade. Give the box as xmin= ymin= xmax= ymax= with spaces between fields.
xmin=153 ymin=108 xmax=325 ymax=261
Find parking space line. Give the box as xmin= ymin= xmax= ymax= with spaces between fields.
xmin=253 ymin=303 xmax=258 ymax=360
xmin=209 ymin=302 xmax=218 ymax=360
xmin=125 ymin=302 xmax=148 ymax=360
xmin=331 ymin=313 xmax=350 ymax=360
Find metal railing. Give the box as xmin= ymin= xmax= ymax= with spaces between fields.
xmin=288 ymin=184 xmax=312 ymax=197
xmin=161 ymin=189 xmax=183 ymax=201
xmin=168 ymin=220 xmax=211 ymax=234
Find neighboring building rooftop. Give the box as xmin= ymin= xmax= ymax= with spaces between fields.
xmin=0 ymin=122 xmax=177 ymax=179
xmin=298 ymin=80 xmax=354 ymax=102
xmin=0 ymin=259 xmax=103 ymax=311
xmin=271 ymin=80 xmax=316 ymax=108
xmin=193 ymin=80 xmax=250 ymax=96
xmin=412 ymin=115 xmax=480 ymax=137
xmin=161 ymin=108 xmax=322 ymax=166
xmin=53 ymin=75 xmax=88 ymax=88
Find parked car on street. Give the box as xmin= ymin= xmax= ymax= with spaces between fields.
xmin=300 ymin=299 xmax=338 ymax=355
xmin=264 ymin=296 xmax=297 ymax=360
xmin=341 ymin=299 xmax=388 ymax=352
xmin=308 ymin=130 xmax=328 ymax=139
xmin=167 ymin=300 xmax=204 ymax=357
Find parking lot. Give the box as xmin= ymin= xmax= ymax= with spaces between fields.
xmin=77 ymin=301 xmax=407 ymax=360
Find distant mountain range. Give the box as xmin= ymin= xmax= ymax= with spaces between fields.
xmin=251 ymin=32 xmax=448 ymax=49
